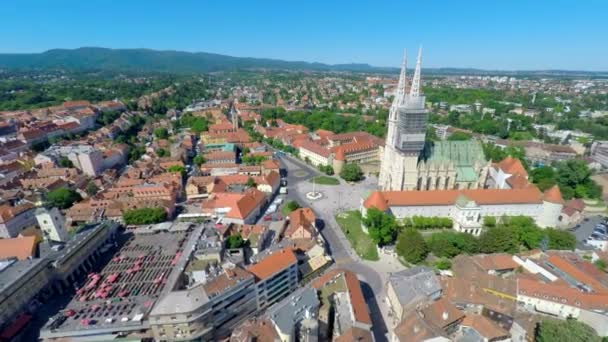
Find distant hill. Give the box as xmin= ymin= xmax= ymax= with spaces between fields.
xmin=0 ymin=47 xmax=396 ymax=74
xmin=0 ymin=47 xmax=605 ymax=77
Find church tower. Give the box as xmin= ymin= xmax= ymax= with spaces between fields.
xmin=379 ymin=48 xmax=428 ymax=191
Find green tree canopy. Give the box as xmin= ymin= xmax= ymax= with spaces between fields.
xmin=123 ymin=207 xmax=167 ymax=225
xmin=284 ymin=200 xmax=300 ymax=214
xmin=46 ymin=188 xmax=82 ymax=209
xmin=447 ymin=131 xmax=472 ymax=141
xmin=363 ymin=208 xmax=398 ymax=246
xmin=396 ymin=228 xmax=429 ymax=264
xmin=340 ymin=163 xmax=364 ymax=182
xmin=479 ymin=225 xmax=519 ymax=254
xmin=85 ymin=181 xmax=99 ymax=196
xmin=226 ymin=234 xmax=246 ymax=249
xmin=153 ymin=127 xmax=169 ymax=139
xmin=536 ymin=318 xmax=601 ymax=342
xmin=156 ymin=148 xmax=169 ymax=157
xmin=193 ymin=155 xmax=205 ymax=166
xmin=58 ymin=157 xmax=74 ymax=168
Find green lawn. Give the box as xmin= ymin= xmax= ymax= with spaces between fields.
xmin=335 ymin=211 xmax=379 ymax=261
xmin=310 ymin=176 xmax=340 ymax=185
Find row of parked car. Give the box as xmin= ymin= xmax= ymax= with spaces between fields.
xmin=584 ymin=218 xmax=608 ymax=248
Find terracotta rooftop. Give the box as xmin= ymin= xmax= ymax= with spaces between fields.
xmin=495 ymin=156 xmax=528 ymax=177
xmin=247 ymin=248 xmax=296 ymax=282
xmin=310 ymin=268 xmax=372 ymax=326
xmin=517 ymin=277 xmax=608 ymax=310
xmin=472 ymin=254 xmax=519 ymax=272
xmin=299 ymin=140 xmax=331 ymax=158
xmin=546 ymin=254 xmax=608 ymax=293
xmin=0 ymin=203 xmax=34 ymax=223
xmin=420 ymin=297 xmax=464 ymax=330
xmin=334 ymin=327 xmax=373 ymax=342
xmin=543 ymin=185 xmax=565 ymax=205
xmin=461 ymin=314 xmax=510 ymax=341
xmin=0 ymin=236 xmax=37 ymax=260
xmin=363 ymin=187 xmax=544 ymax=209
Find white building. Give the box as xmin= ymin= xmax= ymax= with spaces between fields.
xmin=362 ymin=184 xmax=564 ymax=236
xmin=36 ymin=207 xmax=69 ymax=242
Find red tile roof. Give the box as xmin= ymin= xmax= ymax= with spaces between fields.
xmin=547 ymin=254 xmax=608 ymax=293
xmin=247 ymin=248 xmax=296 ymax=281
xmin=299 ymin=140 xmax=331 ymax=158
xmin=495 ymin=156 xmax=528 ymax=177
xmin=0 ymin=236 xmax=37 ymax=260
xmin=461 ymin=314 xmax=509 ymax=340
xmin=543 ymin=185 xmax=565 ymax=204
xmin=363 ymin=187 xmax=544 ymax=209
xmin=517 ymin=277 xmax=608 ymax=310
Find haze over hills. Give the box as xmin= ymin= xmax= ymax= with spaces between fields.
xmin=0 ymin=47 xmax=605 ymax=77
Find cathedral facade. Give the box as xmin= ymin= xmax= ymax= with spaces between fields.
xmin=379 ymin=49 xmax=489 ymax=191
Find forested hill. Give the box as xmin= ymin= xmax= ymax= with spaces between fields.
xmin=0 ymin=47 xmax=605 ymax=76
xmin=0 ymin=47 xmax=394 ymax=74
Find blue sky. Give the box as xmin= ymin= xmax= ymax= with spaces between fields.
xmin=1 ymin=0 xmax=607 ymax=71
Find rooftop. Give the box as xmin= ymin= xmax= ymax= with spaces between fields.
xmin=247 ymin=248 xmax=296 ymax=282
xmin=388 ymin=266 xmax=441 ymax=307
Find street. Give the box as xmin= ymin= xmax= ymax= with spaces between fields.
xmin=275 ymin=151 xmax=404 ymax=341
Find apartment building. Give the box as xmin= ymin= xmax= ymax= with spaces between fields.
xmin=247 ymin=248 xmax=298 ymax=310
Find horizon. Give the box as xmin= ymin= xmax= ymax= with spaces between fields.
xmin=3 ymin=46 xmax=608 ymax=73
xmin=1 ymin=1 xmax=608 ymax=71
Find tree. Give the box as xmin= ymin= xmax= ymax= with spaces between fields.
xmin=428 ymin=233 xmax=461 ymax=258
xmin=58 ymin=157 xmax=74 ymax=168
xmin=363 ymin=208 xmax=398 ymax=245
xmin=167 ymin=165 xmax=185 ymax=174
xmin=447 ymin=131 xmax=472 ymax=141
xmin=545 ymin=228 xmax=576 ymax=250
xmin=536 ymin=318 xmax=601 ymax=342
xmin=156 ymin=148 xmax=169 ymax=157
xmin=153 ymin=127 xmax=169 ymax=139
xmin=193 ymin=155 xmax=205 ymax=166
xmin=246 ymin=177 xmax=257 ymax=188
xmin=85 ymin=181 xmax=99 ymax=196
xmin=284 ymin=200 xmax=300 ymax=213
xmin=531 ymin=166 xmax=557 ymax=191
xmin=435 ymin=259 xmax=452 ymax=270
xmin=396 ymin=228 xmax=429 ymax=264
xmin=46 ymin=188 xmax=82 ymax=209
xmin=555 ymin=159 xmax=602 ymax=200
xmin=479 ymin=226 xmax=519 ymax=253
xmin=123 ymin=207 xmax=167 ymax=225
xmin=340 ymin=163 xmax=364 ymax=182
xmin=225 ymin=234 xmax=246 ymax=249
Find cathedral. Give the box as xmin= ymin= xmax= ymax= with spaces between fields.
xmin=378 ymin=49 xmax=490 ymax=191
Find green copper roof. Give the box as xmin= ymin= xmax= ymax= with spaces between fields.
xmin=425 ymin=140 xmax=486 ymax=167
xmin=204 ymin=143 xmax=236 ymax=152
xmin=456 ymin=166 xmax=478 ymax=182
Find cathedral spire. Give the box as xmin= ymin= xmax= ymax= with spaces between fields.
xmin=395 ymin=49 xmax=407 ymax=104
xmin=409 ymin=46 xmax=422 ymax=97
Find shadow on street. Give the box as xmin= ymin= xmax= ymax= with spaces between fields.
xmin=361 ymin=281 xmax=388 ymax=342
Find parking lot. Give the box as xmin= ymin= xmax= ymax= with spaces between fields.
xmin=572 ymin=215 xmax=606 ymax=250
xmin=44 ymin=229 xmax=193 ymax=334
